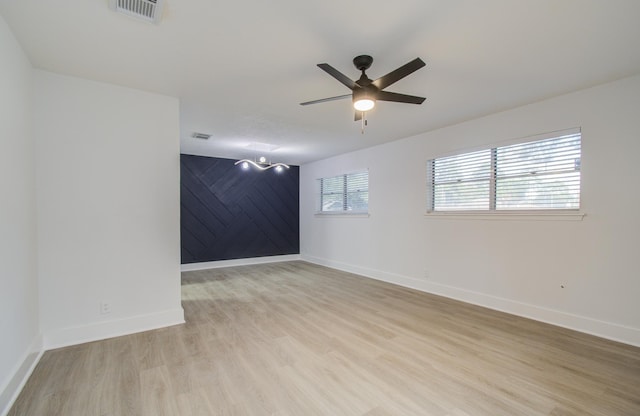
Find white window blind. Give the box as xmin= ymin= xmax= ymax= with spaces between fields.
xmin=428 ymin=131 xmax=581 ymax=212
xmin=318 ymin=171 xmax=368 ymax=213
xmin=495 ymin=133 xmax=581 ymax=209
xmin=427 ymin=149 xmax=492 ymax=211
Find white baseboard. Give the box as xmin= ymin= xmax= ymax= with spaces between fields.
xmin=181 ymin=254 xmax=301 ymax=272
xmin=0 ymin=334 xmax=44 ymax=416
xmin=301 ymin=255 xmax=640 ymax=348
xmin=43 ymin=307 xmax=185 ymax=350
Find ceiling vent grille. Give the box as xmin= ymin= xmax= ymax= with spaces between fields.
xmin=192 ymin=132 xmax=211 ymax=140
xmin=109 ymin=0 xmax=165 ymax=24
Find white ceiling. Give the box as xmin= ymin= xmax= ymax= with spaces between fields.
xmin=2 ymin=0 xmax=640 ymax=165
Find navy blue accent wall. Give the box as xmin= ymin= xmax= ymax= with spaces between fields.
xmin=180 ymin=154 xmax=299 ymax=264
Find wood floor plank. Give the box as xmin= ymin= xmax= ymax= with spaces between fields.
xmin=9 ymin=261 xmax=640 ymax=415
xmin=139 ymin=365 xmax=180 ymax=416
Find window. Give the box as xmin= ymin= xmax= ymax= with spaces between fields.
xmin=427 ymin=130 xmax=581 ymax=212
xmin=318 ymin=171 xmax=369 ymax=213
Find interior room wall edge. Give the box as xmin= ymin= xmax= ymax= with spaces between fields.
xmin=0 ymin=13 xmax=40 ymax=416
xmin=181 ymin=254 xmax=301 ymax=271
xmin=0 ymin=335 xmax=43 ymax=416
xmin=42 ymin=307 xmax=185 ymax=351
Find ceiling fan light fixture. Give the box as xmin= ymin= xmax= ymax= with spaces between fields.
xmin=353 ymin=88 xmax=376 ymax=112
xmin=354 ymin=98 xmax=375 ymax=112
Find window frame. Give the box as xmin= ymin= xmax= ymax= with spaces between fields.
xmin=316 ymin=170 xmax=369 ymax=216
xmin=426 ymin=128 xmax=584 ymax=219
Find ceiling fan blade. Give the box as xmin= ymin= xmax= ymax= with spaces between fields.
xmin=300 ymin=94 xmax=352 ymax=106
xmin=354 ymin=111 xmax=363 ymax=121
xmin=317 ymin=63 xmax=358 ymax=90
xmin=372 ymin=58 xmax=426 ymax=90
xmin=376 ymin=90 xmax=425 ymax=105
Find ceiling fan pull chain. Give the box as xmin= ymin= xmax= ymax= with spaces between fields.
xmin=361 ymin=112 xmax=365 ymax=134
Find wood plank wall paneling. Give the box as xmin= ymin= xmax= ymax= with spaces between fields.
xmin=180 ymin=155 xmax=299 ymax=264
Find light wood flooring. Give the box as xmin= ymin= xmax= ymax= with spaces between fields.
xmin=9 ymin=261 xmax=640 ymax=415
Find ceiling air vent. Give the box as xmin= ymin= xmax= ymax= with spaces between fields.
xmin=109 ymin=0 xmax=165 ymax=24
xmin=192 ymin=132 xmax=211 ymax=140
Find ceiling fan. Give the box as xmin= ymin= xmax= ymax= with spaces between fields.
xmin=300 ymin=55 xmax=426 ymax=121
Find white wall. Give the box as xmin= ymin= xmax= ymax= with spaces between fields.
xmin=0 ymin=15 xmax=41 ymax=415
xmin=0 ymin=22 xmax=183 ymax=410
xmin=33 ymin=71 xmax=184 ymax=348
xmin=301 ymin=74 xmax=640 ymax=346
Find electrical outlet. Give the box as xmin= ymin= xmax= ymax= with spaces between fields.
xmin=100 ymin=301 xmax=111 ymax=315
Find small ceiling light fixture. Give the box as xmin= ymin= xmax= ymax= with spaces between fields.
xmin=234 ymin=159 xmax=290 ymax=172
xmin=235 ymin=142 xmax=290 ymax=173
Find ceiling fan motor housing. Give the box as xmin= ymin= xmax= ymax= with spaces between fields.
xmin=353 ymin=55 xmax=373 ymax=71
xmin=353 ymin=85 xmax=376 ymax=102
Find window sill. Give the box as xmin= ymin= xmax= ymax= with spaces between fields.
xmin=314 ymin=212 xmax=370 ymax=218
xmin=424 ymin=211 xmax=585 ymax=221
